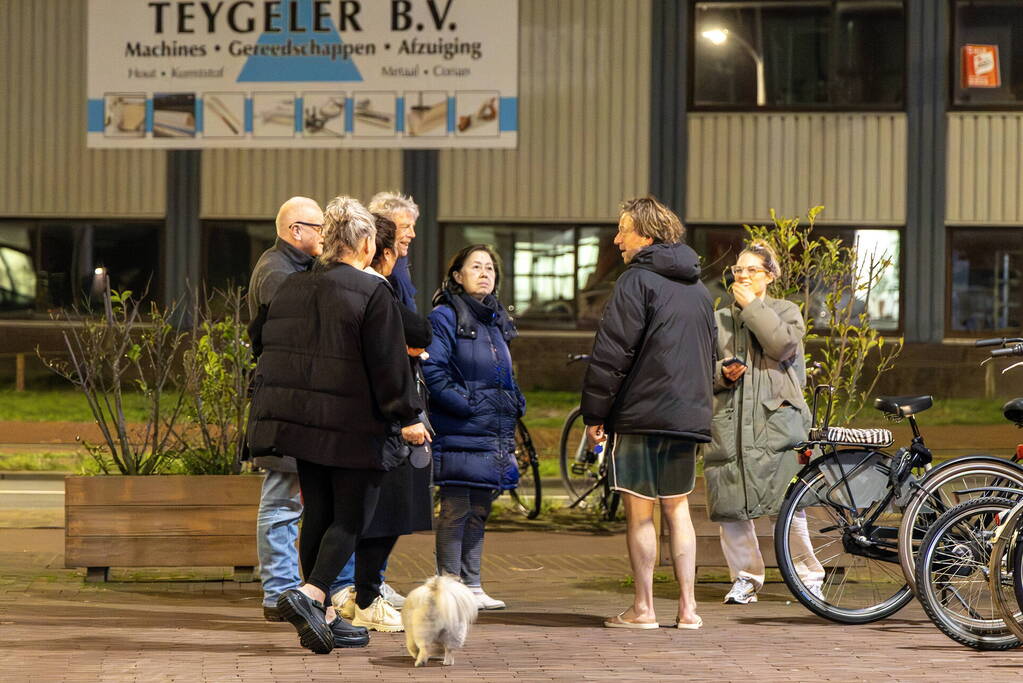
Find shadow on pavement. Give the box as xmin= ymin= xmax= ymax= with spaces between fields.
xmin=477 ymin=611 xmax=603 ymax=628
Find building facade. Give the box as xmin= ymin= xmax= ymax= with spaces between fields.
xmin=2 ymin=1 xmax=1022 ymax=391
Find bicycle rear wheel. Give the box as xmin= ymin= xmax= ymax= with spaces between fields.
xmin=898 ymin=458 xmax=1023 ymax=593
xmin=559 ymin=407 xmax=604 ymax=502
xmin=988 ymin=500 xmax=1023 ymax=642
xmin=509 ymin=419 xmax=542 ymax=519
xmin=775 ymin=460 xmax=914 ymax=624
xmin=915 ymin=496 xmax=1020 ymax=650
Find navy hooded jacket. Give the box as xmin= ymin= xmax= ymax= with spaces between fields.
xmin=423 ymin=291 xmax=526 ymax=490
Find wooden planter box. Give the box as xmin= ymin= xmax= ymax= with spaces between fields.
xmin=65 ymin=475 xmax=262 ymax=582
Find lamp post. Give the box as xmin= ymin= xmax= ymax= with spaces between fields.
xmin=701 ymin=28 xmax=766 ymax=107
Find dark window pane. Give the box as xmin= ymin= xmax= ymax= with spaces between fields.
xmin=693 ymin=1 xmax=905 ymax=108
xmin=949 ymin=229 xmax=1023 ymax=333
xmin=954 ymin=1 xmax=1023 ymax=106
xmin=204 ymin=221 xmax=275 ymax=295
xmin=92 ymin=224 xmax=160 ymax=301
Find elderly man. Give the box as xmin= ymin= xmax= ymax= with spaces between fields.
xmin=325 ymin=191 xmax=422 ymax=629
xmin=581 ymin=196 xmax=716 ymax=631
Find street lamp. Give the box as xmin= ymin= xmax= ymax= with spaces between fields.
xmin=700 ymin=28 xmax=766 ymax=107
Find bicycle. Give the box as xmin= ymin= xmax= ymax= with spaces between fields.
xmin=509 ymin=418 xmax=542 ymax=519
xmin=558 ymin=354 xmax=620 ymax=521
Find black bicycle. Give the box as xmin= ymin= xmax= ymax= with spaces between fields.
xmin=558 ymin=354 xmax=620 ymax=521
xmin=509 ymin=419 xmax=542 ymax=519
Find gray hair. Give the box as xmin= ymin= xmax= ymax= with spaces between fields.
xmin=320 ymin=196 xmax=376 ymax=264
xmin=367 ymin=191 xmax=420 ymax=221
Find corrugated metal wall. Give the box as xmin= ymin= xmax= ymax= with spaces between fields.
xmin=0 ymin=0 xmax=166 ymax=218
xmin=686 ymin=113 xmax=907 ymax=225
xmin=437 ymin=0 xmax=651 ymax=223
xmin=200 ymin=150 xmax=403 ymax=219
xmin=947 ymin=113 xmax=1023 ymax=225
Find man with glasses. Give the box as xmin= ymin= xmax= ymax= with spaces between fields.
xmin=247 ymin=197 xmax=326 ymax=621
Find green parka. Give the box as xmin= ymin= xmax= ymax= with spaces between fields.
xmin=702 ymin=296 xmax=812 ymax=522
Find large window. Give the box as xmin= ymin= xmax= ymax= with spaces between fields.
xmin=689 ymin=225 xmax=902 ymax=332
xmin=443 ymin=225 xmax=623 ymax=330
xmin=953 ymin=1 xmax=1023 ymax=107
xmin=692 ymin=1 xmax=906 ymax=109
xmin=948 ymin=228 xmax=1023 ymax=334
xmin=203 ymin=221 xmax=276 ymax=295
xmin=0 ymin=221 xmax=161 ymax=315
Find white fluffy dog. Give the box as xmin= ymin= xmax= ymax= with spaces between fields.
xmin=401 ymin=575 xmax=479 ymax=667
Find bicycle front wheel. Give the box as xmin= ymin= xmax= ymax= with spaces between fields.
xmin=509 ymin=419 xmax=542 ymax=519
xmin=775 ymin=462 xmax=913 ymax=624
xmin=915 ymin=496 xmax=1020 ymax=650
xmin=988 ymin=499 xmax=1023 ymax=642
xmin=559 ymin=407 xmax=603 ymax=502
xmin=898 ymin=457 xmax=1023 ymax=594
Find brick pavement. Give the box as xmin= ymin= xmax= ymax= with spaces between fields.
xmin=1 ymin=528 xmax=1022 ymax=681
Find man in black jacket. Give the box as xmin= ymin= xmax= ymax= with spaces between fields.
xmin=581 ymin=196 xmax=716 ymax=631
xmin=248 ymin=196 xmax=325 ymax=624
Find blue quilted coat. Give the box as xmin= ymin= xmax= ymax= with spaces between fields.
xmin=423 ymin=291 xmax=525 ymax=490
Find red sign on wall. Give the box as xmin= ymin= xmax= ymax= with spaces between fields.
xmin=962 ymin=44 xmax=1001 ymax=88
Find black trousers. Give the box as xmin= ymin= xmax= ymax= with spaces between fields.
xmin=296 ymin=460 xmax=397 ymax=608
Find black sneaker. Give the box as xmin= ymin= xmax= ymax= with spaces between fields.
xmin=329 ymin=617 xmax=370 ymax=648
xmin=276 ymin=589 xmax=334 ymax=654
xmin=263 ymin=605 xmax=285 ymax=622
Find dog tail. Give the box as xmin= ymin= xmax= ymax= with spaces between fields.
xmin=434 ymin=575 xmax=479 ymax=634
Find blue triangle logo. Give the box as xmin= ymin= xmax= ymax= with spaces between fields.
xmin=237 ymin=0 xmax=363 ymax=82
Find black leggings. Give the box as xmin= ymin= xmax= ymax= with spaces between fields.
xmin=296 ymin=460 xmax=397 ymax=608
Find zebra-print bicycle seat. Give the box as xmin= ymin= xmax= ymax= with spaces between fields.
xmin=807 ymin=426 xmax=894 ymax=448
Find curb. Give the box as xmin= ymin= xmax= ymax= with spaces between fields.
xmin=0 ymin=471 xmax=73 ymax=480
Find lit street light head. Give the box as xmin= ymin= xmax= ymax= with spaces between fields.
xmin=701 ymin=28 xmax=728 ymax=45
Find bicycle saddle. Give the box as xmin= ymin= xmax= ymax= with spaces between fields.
xmin=1003 ymin=398 xmax=1023 ymax=425
xmin=873 ymin=395 xmax=933 ymax=417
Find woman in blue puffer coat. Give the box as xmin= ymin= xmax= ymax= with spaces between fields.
xmin=423 ymin=244 xmax=525 ymax=610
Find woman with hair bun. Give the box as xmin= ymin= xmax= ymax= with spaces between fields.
xmin=702 ymin=240 xmax=823 ymax=607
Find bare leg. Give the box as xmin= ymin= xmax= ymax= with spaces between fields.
xmin=620 ymin=493 xmax=658 ymax=623
xmin=661 ymin=495 xmax=699 ymax=625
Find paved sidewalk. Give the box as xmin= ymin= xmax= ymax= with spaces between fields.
xmin=1 ymin=526 xmax=1022 ymax=682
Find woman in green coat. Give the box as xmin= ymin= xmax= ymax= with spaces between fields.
xmin=703 ymin=241 xmax=823 ymax=605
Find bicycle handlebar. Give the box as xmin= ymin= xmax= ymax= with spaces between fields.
xmin=991 ymin=344 xmax=1023 ymax=357
xmin=976 ymin=338 xmax=1009 ymax=347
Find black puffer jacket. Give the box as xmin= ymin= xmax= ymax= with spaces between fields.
xmin=247 ymin=262 xmax=421 ymax=470
xmin=581 ymin=243 xmax=716 ymax=441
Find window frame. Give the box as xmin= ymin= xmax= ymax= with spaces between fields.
xmin=440 ymin=221 xmax=618 ymax=331
xmin=944 ymin=225 xmax=1023 ymax=338
xmin=687 ymin=0 xmax=909 ymax=113
xmin=686 ymin=222 xmax=907 ymax=335
xmin=948 ymin=0 xmax=1023 ymax=112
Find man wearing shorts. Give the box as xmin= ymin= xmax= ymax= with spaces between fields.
xmin=581 ymin=196 xmax=716 ymax=630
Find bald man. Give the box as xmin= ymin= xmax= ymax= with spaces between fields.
xmin=248 ymin=197 xmax=324 ymax=619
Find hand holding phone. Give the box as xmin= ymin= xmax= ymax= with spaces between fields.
xmin=721 ymin=357 xmax=747 ymax=383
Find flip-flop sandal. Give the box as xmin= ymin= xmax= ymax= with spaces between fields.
xmin=603 ymin=612 xmax=659 ymax=629
xmin=675 ymin=616 xmax=704 ymax=630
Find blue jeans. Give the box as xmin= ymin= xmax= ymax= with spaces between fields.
xmin=257 ymin=470 xmax=303 ymax=608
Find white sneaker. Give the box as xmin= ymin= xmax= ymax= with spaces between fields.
xmin=352 ymin=596 xmax=404 ymax=632
xmin=379 ymin=582 xmax=406 ymax=610
xmin=807 ymin=583 xmax=825 ymax=602
xmin=331 ymin=586 xmax=356 ymax=621
xmin=724 ymin=577 xmax=758 ymax=605
xmin=469 ymin=586 xmax=506 ymax=610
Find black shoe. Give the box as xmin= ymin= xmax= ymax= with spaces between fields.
xmin=276 ymin=589 xmax=334 ymax=654
xmin=329 ymin=617 xmax=370 ymax=648
xmin=263 ymin=605 xmax=285 ymax=622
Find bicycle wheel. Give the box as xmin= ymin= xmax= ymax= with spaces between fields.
xmin=898 ymin=458 xmax=1023 ymax=594
xmin=775 ymin=458 xmax=914 ymax=624
xmin=559 ymin=407 xmax=604 ymax=502
xmin=509 ymin=419 xmax=542 ymax=519
xmin=915 ymin=496 xmax=1020 ymax=650
xmin=988 ymin=500 xmax=1023 ymax=642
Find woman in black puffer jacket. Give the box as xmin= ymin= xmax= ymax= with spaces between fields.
xmin=423 ymin=244 xmax=525 ymax=611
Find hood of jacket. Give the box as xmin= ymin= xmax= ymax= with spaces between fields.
xmin=628 ymin=243 xmax=701 ymax=283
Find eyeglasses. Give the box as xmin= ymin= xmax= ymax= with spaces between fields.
xmin=292 ymin=221 xmax=323 ymax=235
xmin=730 ymin=266 xmax=768 ymax=276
